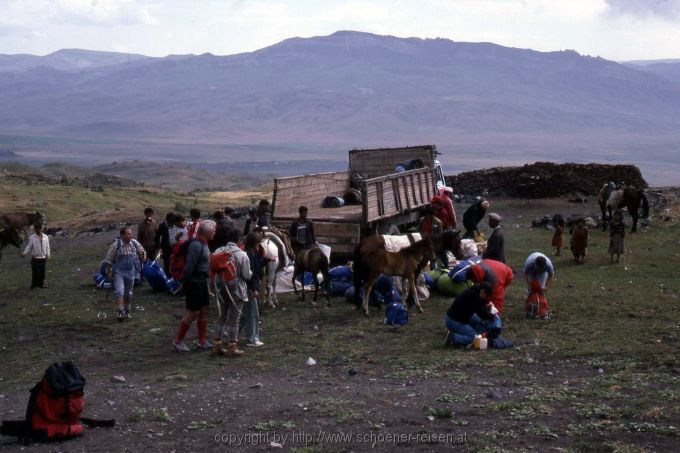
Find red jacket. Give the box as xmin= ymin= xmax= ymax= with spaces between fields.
xmin=469 ymin=259 xmax=514 ymax=313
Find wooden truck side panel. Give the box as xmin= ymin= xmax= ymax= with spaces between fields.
xmin=363 ymin=168 xmax=435 ymax=223
xmin=348 ymin=145 xmax=437 ymax=179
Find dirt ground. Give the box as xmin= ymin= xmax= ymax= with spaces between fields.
xmin=1 ymin=194 xmax=679 ymax=452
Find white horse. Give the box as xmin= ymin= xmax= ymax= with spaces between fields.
xmin=260 ymin=230 xmax=293 ymax=308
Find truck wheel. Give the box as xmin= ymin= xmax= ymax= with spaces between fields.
xmin=378 ymin=223 xmax=401 ymax=235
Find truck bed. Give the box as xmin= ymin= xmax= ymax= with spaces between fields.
xmin=272 ymin=205 xmax=362 ymax=224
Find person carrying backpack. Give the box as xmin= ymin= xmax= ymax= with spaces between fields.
xmin=173 ymin=220 xmax=216 ymax=352
xmin=212 ymin=229 xmax=252 ymax=357
xmin=104 ymin=227 xmax=146 ymax=322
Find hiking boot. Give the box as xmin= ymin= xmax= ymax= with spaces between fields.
xmin=212 ymin=340 xmax=227 ymax=356
xmin=117 ymin=311 xmax=125 ymax=322
xmin=246 ymin=340 xmax=264 ymax=347
xmin=226 ymin=342 xmax=244 ymax=358
xmin=173 ymin=341 xmax=191 ymax=352
xmin=195 ymin=340 xmax=212 ymax=350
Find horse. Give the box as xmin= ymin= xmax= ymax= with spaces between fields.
xmin=290 ymin=239 xmax=330 ymax=305
xmin=606 ymin=187 xmax=649 ymax=233
xmin=0 ymin=227 xmax=23 ymax=262
xmin=361 ymin=237 xmax=437 ymax=316
xmin=259 ymin=230 xmax=294 ymax=308
xmin=351 ymin=230 xmax=462 ymax=308
xmin=597 ymin=183 xmax=616 ymax=231
xmin=0 ymin=211 xmax=45 ymax=233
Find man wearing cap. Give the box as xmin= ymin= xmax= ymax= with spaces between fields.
xmin=437 ymin=186 xmax=457 ymax=230
xmin=483 ymin=213 xmax=505 ymax=263
xmin=463 ymin=198 xmax=489 ymax=239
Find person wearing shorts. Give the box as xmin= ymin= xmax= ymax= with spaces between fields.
xmin=173 ymin=220 xmax=216 ymax=352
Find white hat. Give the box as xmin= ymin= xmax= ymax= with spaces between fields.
xmin=444 ymin=186 xmax=453 ymax=193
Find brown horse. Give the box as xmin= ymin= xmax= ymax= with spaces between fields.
xmin=352 ymin=230 xmax=462 ymax=308
xmin=290 ymin=239 xmax=330 ymax=305
xmin=361 ymin=237 xmax=437 ymax=316
xmin=0 ymin=211 xmax=44 ymax=232
xmin=607 ymin=187 xmax=649 ymax=233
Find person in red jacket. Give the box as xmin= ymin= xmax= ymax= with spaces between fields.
xmin=430 ymin=196 xmax=452 ymax=230
xmin=466 ymin=259 xmax=514 ymax=314
xmin=437 ymin=186 xmax=457 ymax=230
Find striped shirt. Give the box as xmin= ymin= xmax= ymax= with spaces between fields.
xmin=104 ymin=238 xmax=146 ymax=264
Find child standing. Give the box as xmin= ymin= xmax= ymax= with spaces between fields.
xmin=551 ymin=214 xmax=565 ymax=256
xmin=241 ymin=232 xmax=264 ymax=347
xmin=570 ymin=218 xmax=589 ymax=264
xmin=22 ymin=222 xmax=51 ymax=288
xmin=608 ymin=210 xmax=626 ymax=263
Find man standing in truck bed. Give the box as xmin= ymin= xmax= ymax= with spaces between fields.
xmin=290 ymin=206 xmax=317 ymax=249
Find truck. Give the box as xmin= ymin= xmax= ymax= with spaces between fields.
xmin=271 ymin=145 xmax=446 ymax=256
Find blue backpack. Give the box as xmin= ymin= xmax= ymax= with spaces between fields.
xmin=384 ymin=301 xmax=408 ymax=326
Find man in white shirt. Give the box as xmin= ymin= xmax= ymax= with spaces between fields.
xmin=22 ymin=222 xmax=50 ymax=289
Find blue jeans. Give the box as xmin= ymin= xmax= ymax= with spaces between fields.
xmin=239 ymin=289 xmax=260 ymax=343
xmin=113 ymin=272 xmax=134 ymax=301
xmin=444 ymin=314 xmax=502 ymax=346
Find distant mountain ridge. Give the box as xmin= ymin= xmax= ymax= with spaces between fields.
xmin=0 ymin=31 xmax=679 ymax=185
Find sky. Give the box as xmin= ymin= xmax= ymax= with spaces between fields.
xmin=1 ymin=0 xmax=679 ymax=61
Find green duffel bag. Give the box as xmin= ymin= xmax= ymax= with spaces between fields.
xmin=436 ymin=275 xmax=472 ymax=297
xmin=427 ymin=269 xmax=447 ymax=282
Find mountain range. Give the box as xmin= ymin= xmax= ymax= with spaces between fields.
xmin=0 ymin=31 xmax=679 ymax=184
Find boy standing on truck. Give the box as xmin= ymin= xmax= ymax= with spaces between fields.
xmin=290 ymin=206 xmax=317 ymax=249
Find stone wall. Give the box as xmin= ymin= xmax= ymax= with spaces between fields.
xmin=445 ymin=162 xmax=647 ymax=198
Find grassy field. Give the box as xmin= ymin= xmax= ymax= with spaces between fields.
xmin=0 ymin=173 xmax=271 ymax=230
xmin=0 ymin=187 xmax=679 ymax=451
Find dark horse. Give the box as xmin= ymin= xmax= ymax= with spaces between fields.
xmin=352 ymin=230 xmax=462 ymax=309
xmin=607 ymin=187 xmax=649 ymax=233
xmin=290 ymin=239 xmax=331 ymax=305
xmin=0 ymin=227 xmax=23 ymax=262
xmin=361 ymin=237 xmax=437 ymax=316
xmin=0 ymin=211 xmax=44 ymax=232
xmin=0 ymin=211 xmax=44 ymax=263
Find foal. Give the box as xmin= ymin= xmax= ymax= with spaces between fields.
xmin=361 ymin=238 xmax=437 ymax=316
xmin=290 ymin=239 xmax=330 ymax=305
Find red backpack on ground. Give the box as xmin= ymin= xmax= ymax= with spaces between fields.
xmin=525 ymin=280 xmax=549 ymax=319
xmin=1 ymin=362 xmax=114 ymax=443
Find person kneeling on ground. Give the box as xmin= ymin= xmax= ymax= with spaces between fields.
xmin=173 ymin=220 xmax=216 ymax=351
xmin=104 ymin=227 xmax=146 ymax=322
xmin=444 ymin=281 xmax=501 ymax=347
xmin=212 ymin=228 xmax=252 ymax=357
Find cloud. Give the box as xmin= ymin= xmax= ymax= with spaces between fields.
xmin=53 ymin=0 xmax=158 ymax=26
xmin=604 ymin=0 xmax=680 ymax=19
